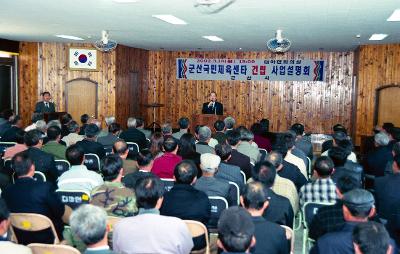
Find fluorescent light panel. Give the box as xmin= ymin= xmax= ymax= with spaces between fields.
xmin=369 ymin=34 xmax=388 ymax=41
xmin=152 ymin=15 xmax=187 ymax=25
xmin=202 ymin=35 xmax=224 ymax=41
xmin=387 ymin=9 xmax=400 ymax=21
xmin=55 ymin=35 xmax=84 ymax=41
xmin=113 ymin=0 xmax=140 ymax=3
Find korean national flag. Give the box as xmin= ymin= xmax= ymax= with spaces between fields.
xmin=69 ymin=48 xmax=97 ymax=70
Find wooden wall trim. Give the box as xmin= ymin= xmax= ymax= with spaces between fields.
xmin=373 ymin=84 xmax=400 ymax=127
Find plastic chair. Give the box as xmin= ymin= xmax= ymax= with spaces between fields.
xmin=185 ymin=220 xmax=210 ymax=254
xmin=281 ymin=225 xmax=294 ymax=254
xmin=208 ymin=196 xmax=228 ymax=230
xmin=55 ymin=160 xmax=70 ymax=175
xmin=306 ymin=157 xmax=312 ymax=179
xmin=28 ymin=243 xmax=80 ymax=254
xmin=259 ymin=148 xmax=268 ymax=162
xmin=228 ymin=181 xmax=240 ymax=206
xmin=56 ymin=189 xmax=91 ymax=209
xmin=126 ymin=142 xmax=139 ymax=153
xmin=104 ymin=146 xmax=113 ymax=156
xmin=83 ymin=153 xmax=101 ymax=172
xmin=160 ymin=178 xmax=175 ymax=192
xmin=239 ymin=170 xmax=246 ymax=183
xmin=12 ymin=171 xmax=47 ymax=184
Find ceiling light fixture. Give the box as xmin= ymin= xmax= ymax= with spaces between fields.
xmin=152 ymin=15 xmax=187 ymax=25
xmin=113 ymin=0 xmax=140 ymax=2
xmin=202 ymin=35 xmax=224 ymax=41
xmin=55 ymin=35 xmax=84 ymax=41
xmin=369 ymin=34 xmax=388 ymax=41
xmin=387 ymin=9 xmax=400 ymax=21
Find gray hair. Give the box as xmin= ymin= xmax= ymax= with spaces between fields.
xmin=240 ymin=129 xmax=254 ymax=142
xmin=70 ymin=204 xmax=107 ymax=246
xmin=36 ymin=120 xmax=47 ymax=132
xmin=127 ymin=117 xmax=137 ymax=128
xmin=267 ymin=151 xmax=283 ymax=168
xmin=224 ymin=117 xmax=235 ymax=129
xmin=198 ymin=126 xmax=212 ymax=142
xmin=47 ymin=120 xmax=61 ymax=129
xmin=374 ymin=132 xmax=390 ymax=146
xmin=105 ymin=116 xmax=116 ymax=126
xmin=161 ymin=123 xmax=172 ymax=135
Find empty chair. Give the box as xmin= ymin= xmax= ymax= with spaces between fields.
xmin=259 ymin=148 xmax=268 ymax=162
xmin=83 ymin=153 xmax=101 ymax=172
xmin=55 ymin=189 xmax=90 ymax=209
xmin=54 ymin=160 xmax=70 ymax=176
xmin=28 ymin=243 xmax=80 ymax=254
xmin=207 ymin=196 xmax=228 ymax=230
xmin=160 ymin=178 xmax=175 ymax=192
xmin=184 ymin=220 xmax=210 ymax=254
xmin=228 ymin=181 xmax=240 ymax=206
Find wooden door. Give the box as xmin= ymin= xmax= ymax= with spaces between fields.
xmin=66 ymin=79 xmax=98 ymax=122
xmin=375 ymin=85 xmax=400 ymax=127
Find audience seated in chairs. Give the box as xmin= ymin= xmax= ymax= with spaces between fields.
xmin=76 ymin=124 xmax=105 ymax=160
xmin=252 ymin=160 xmax=294 ymax=228
xmin=217 ymin=206 xmax=255 ymax=254
xmin=225 ymin=129 xmax=252 ymax=180
xmin=152 ymin=137 xmax=182 ymax=179
xmin=2 ymin=151 xmax=67 ymax=243
xmin=90 ymin=154 xmax=137 ymax=217
xmin=122 ymin=150 xmax=155 ymax=189
xmin=172 ymin=117 xmax=189 ymax=140
xmin=70 ymin=204 xmax=116 ymax=254
xmin=61 ymin=121 xmax=83 ymax=147
xmin=212 ymin=120 xmax=227 ymax=145
xmin=195 ymin=126 xmax=216 ymax=153
xmin=160 ymin=160 xmax=210 ymax=225
xmin=177 ymin=133 xmax=202 ymax=177
xmin=3 ymin=129 xmax=26 ymax=159
xmin=97 ymin=123 xmax=122 ymax=150
xmin=57 ymin=145 xmax=103 ymax=193
xmin=241 ymin=181 xmax=289 ymax=254
xmin=352 ymin=221 xmax=393 ymax=254
xmin=1 ymin=115 xmax=23 ymax=143
xmin=236 ymin=127 xmax=261 ymax=165
xmin=363 ymin=132 xmax=393 ymax=177
xmin=42 ymin=126 xmax=67 ymax=160
xmin=119 ymin=117 xmax=147 ymax=151
xmin=112 ymin=140 xmax=138 ymax=176
xmin=113 ymin=175 xmax=193 ymax=254
xmin=0 ymin=198 xmax=32 ymax=253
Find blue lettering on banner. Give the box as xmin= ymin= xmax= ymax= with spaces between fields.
xmin=218 ymin=65 xmax=224 ymax=74
xmin=271 ymin=66 xmax=278 ymax=75
xmin=270 ymin=60 xmax=275 ymax=64
xmin=264 ymin=60 xmax=269 ymax=64
xmin=240 ymin=65 xmax=247 ymax=75
xmin=277 ymin=60 xmax=282 ymax=64
xmin=211 ymin=65 xmax=217 ymax=74
xmin=296 ymin=60 xmax=301 ymax=64
xmin=295 ymin=66 xmax=302 ymax=75
xmin=279 ymin=66 xmax=286 ymax=75
xmin=303 ymin=66 xmax=310 ymax=76
xmin=231 ymin=76 xmax=236 ymax=80
xmin=203 ymin=64 xmax=210 ymax=74
xmin=189 ymin=64 xmax=195 ymax=73
xmin=290 ymin=60 xmax=295 ymax=64
xmin=287 ymin=66 xmax=294 ymax=75
xmin=283 ymin=60 xmax=288 ymax=64
xmin=247 ymin=76 xmax=252 ymax=80
xmin=196 ymin=65 xmax=202 ymax=73
xmin=233 ymin=65 xmax=240 ymax=75
xmin=226 ymin=65 xmax=232 ymax=74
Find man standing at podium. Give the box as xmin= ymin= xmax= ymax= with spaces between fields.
xmin=201 ymin=92 xmax=223 ymax=115
xmin=35 ymin=91 xmax=55 ymax=113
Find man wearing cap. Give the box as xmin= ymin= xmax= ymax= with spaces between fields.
xmin=75 ymin=123 xmax=106 ymax=159
xmin=194 ymin=153 xmax=232 ymax=205
xmin=217 ymin=206 xmax=255 ymax=254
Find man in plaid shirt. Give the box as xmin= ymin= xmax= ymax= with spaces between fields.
xmin=299 ymin=156 xmax=337 ymax=208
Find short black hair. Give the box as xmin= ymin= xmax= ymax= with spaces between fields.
xmin=174 ymin=160 xmax=197 ymax=184
xmin=113 ymin=140 xmax=128 ymax=155
xmin=108 ymin=123 xmax=121 ymax=134
xmin=0 ymin=109 xmax=14 ymax=121
xmin=80 ymin=114 xmax=89 ymax=124
xmin=47 ymin=126 xmax=61 ymax=141
xmin=242 ymin=182 xmax=270 ymax=210
xmin=66 ymin=145 xmax=85 ymax=166
xmin=10 ymin=115 xmax=21 ymax=125
xmin=272 ymin=143 xmax=289 ymax=158
xmin=12 ymin=151 xmax=34 ymax=177
xmin=353 ymin=221 xmax=391 ymax=254
xmin=135 ymin=117 xmax=144 ymax=128
xmin=282 ymin=132 xmax=295 ymax=149
xmin=163 ymin=137 xmax=178 ymax=152
xmin=336 ymin=176 xmax=360 ymax=194
xmin=215 ymin=143 xmax=232 ymax=161
xmin=290 ymin=123 xmax=304 ymax=136
xmin=24 ymin=129 xmax=42 ymax=147
xmin=226 ymin=130 xmax=241 ymax=146
xmin=328 ymin=146 xmax=349 ymax=167
xmin=178 ymin=117 xmax=189 ymax=129
xmin=252 ymin=161 xmax=276 ymax=188
xmin=135 ymin=175 xmax=164 ymax=209
xmin=259 ymin=119 xmax=269 ymax=132
xmin=137 ymin=150 xmax=154 ymax=167
xmin=15 ymin=129 xmax=26 ymax=144
xmin=214 ymin=120 xmax=225 ymax=131
xmin=178 ymin=133 xmax=197 ymax=157
xmin=250 ymin=123 xmax=263 ymax=136
xmin=314 ymin=156 xmax=334 ymax=177
xmin=31 ymin=112 xmax=44 ymax=123
xmin=333 ymin=124 xmax=347 ymax=135
xmin=61 ymin=113 xmax=73 ymax=125
xmin=101 ymin=154 xmax=123 ymax=181
xmin=0 ymin=198 xmax=10 ymax=223
xmin=42 ymin=91 xmax=50 ymax=96
xmin=67 ymin=121 xmax=80 ymax=133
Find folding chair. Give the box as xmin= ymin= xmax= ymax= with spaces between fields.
xmin=10 ymin=213 xmax=60 ymax=245
xmin=104 ymin=146 xmax=113 ymax=156
xmin=56 ymin=189 xmax=91 ymax=209
xmin=28 ymin=243 xmax=80 ymax=254
xmin=281 ymin=225 xmax=294 ymax=254
xmin=55 ymin=160 xmax=70 ymax=175
xmin=240 ymin=170 xmax=246 ymax=183
xmin=160 ymin=178 xmax=175 ymax=192
xmin=185 ymin=220 xmax=210 ymax=254
xmin=208 ymin=196 xmax=228 ymax=230
xmin=3 ymin=158 xmax=13 ymax=176
xmin=302 ymin=202 xmax=334 ymax=254
xmin=13 ymin=171 xmax=47 ymax=184
xmin=228 ymin=181 xmax=240 ymax=206
xmin=259 ymin=148 xmax=268 ymax=162
xmin=126 ymin=142 xmax=139 ymax=153
xmin=306 ymin=157 xmax=312 ymax=179
xmin=83 ymin=153 xmax=101 ymax=172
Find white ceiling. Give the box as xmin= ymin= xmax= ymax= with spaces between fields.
xmin=0 ymin=0 xmax=399 ymax=51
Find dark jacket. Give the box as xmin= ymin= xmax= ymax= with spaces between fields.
xmin=1 ymin=126 xmax=22 ymax=142
xmin=263 ymin=190 xmax=294 ymax=228
xmin=363 ymin=146 xmax=392 ymax=177
xmin=212 ymin=132 xmax=227 ymax=144
xmin=331 ymin=161 xmax=363 ymax=184
xmin=279 ymin=161 xmax=307 ymax=191
xmin=216 ymin=162 xmax=245 ymax=193
xmin=160 ymin=184 xmax=211 ymax=225
xmin=26 ymin=147 xmax=58 ymax=182
xmin=34 ymin=101 xmax=56 ymax=113
xmin=119 ymin=128 xmax=147 ymax=151
xmin=76 ymin=139 xmax=106 ymax=159
xmin=374 ymin=173 xmax=400 ymax=220
xmin=251 ymin=216 xmax=289 ymax=254
xmin=202 ymin=101 xmax=223 ymax=115
xmin=227 ymin=149 xmax=252 ymax=180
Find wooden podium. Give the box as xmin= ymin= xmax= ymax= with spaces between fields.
xmin=191 ymin=114 xmax=225 ymax=131
xmin=43 ymin=112 xmax=67 ymax=122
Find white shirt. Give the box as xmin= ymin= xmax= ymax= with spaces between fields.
xmin=285 ymin=150 xmax=308 ymax=179
xmin=57 ymin=165 xmax=103 ymax=193
xmin=321 ymin=149 xmax=358 ymax=163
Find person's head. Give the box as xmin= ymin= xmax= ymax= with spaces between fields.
xmin=136 ymin=150 xmax=154 ymax=170
xmin=224 ymin=117 xmax=235 ymax=130
xmin=85 ymin=123 xmax=100 ymax=139
xmin=163 ymin=137 xmax=178 ymax=153
xmin=36 ymin=120 xmax=47 ymax=133
xmin=198 ymin=126 xmax=212 ymax=142
xmin=215 ymin=143 xmax=232 ymax=161
xmin=15 ymin=129 xmax=26 ymax=144
xmin=266 ymin=151 xmax=283 ymax=171
xmin=336 ymin=175 xmax=361 ymax=199
xmin=24 ymin=129 xmax=43 ymax=147
xmin=178 ymin=133 xmax=197 ymax=155
xmin=161 ymin=123 xmax=172 ymax=136
xmin=382 ymin=122 xmax=395 ymax=134
xmin=80 ymin=114 xmax=89 ymax=125
xmin=209 ymin=91 xmax=217 ymax=102
xmin=328 ymin=146 xmax=350 ymax=167
xmin=70 ymin=204 xmax=108 ymax=247
xmin=290 ymin=123 xmax=305 ymax=136
xmin=200 ymin=153 xmax=221 ymax=175
xmin=135 ymin=175 xmax=164 ymax=209
xmin=10 ymin=115 xmax=22 ymax=128
xmin=31 ymin=112 xmax=44 ymax=124
xmin=66 ymin=145 xmax=85 ymax=166
xmin=104 ymin=116 xmax=116 ymax=127
xmin=333 ymin=124 xmax=347 ymax=135
xmin=66 ymin=120 xmax=80 ymax=133
xmin=374 ymin=132 xmax=390 ymax=147
xmin=12 ymin=151 xmax=35 ymax=177
xmin=178 ymin=117 xmax=189 ymax=130
xmin=314 ymin=156 xmax=334 ymax=178
xmin=342 ymin=189 xmax=375 ymax=222
xmin=61 ymin=113 xmax=73 ymax=125
xmin=353 ymin=221 xmax=392 ymax=254
xmin=252 ymin=161 xmax=276 ymax=188
xmin=127 ymin=117 xmax=137 ymax=128
xmin=272 ymin=142 xmax=289 ymax=158
xmin=282 ymin=132 xmax=296 ymax=149
xmin=217 ymin=206 xmax=255 ymax=253
xmin=332 ymin=131 xmax=348 ymax=147
xmin=239 ymin=128 xmax=254 ymax=142
xmin=150 ymin=132 xmax=164 ymax=156
xmin=392 ymin=154 xmax=400 ymax=173
xmin=101 ymin=154 xmax=123 ymax=182
xmin=42 ymin=91 xmax=51 ymax=102
xmin=48 ymin=119 xmax=62 ymax=129
xmin=46 ymin=126 xmax=61 ymax=141
xmin=135 ymin=117 xmax=145 ymax=128
xmin=259 ymin=119 xmax=269 ymax=133
xmin=226 ymin=129 xmax=241 ymax=147
xmin=214 ymin=120 xmax=225 ymax=132
xmin=113 ymin=140 xmax=129 ymax=157
xmin=0 ymin=109 xmax=14 ymax=121
xmin=250 ymin=123 xmax=263 ymax=136
xmin=108 ymin=123 xmax=121 ymax=135
xmin=0 ymin=199 xmax=10 ymax=235
xmin=240 ymin=181 xmax=271 ymax=213
xmin=174 ymin=160 xmax=198 ymax=185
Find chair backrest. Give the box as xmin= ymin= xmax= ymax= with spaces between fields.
xmin=3 ymin=158 xmax=13 ymax=176
xmin=10 ymin=213 xmax=60 ymax=244
xmin=160 ymin=178 xmax=175 ymax=192
xmin=302 ymin=202 xmax=334 ymax=229
xmin=34 ymin=171 xmax=47 ymax=182
xmin=104 ymin=146 xmax=113 ymax=156
xmin=306 ymin=157 xmax=312 ymax=178
xmin=126 ymin=142 xmax=139 ymax=154
xmin=83 ymin=153 xmax=101 ymax=172
xmin=55 ymin=160 xmax=71 ymax=175
xmin=228 ymin=181 xmax=240 ymax=206
xmin=56 ymin=189 xmax=90 ymax=209
xmin=208 ymin=196 xmax=228 ymax=229
xmin=0 ymin=141 xmax=16 ymax=155
xmin=28 ymin=243 xmax=80 ymax=254
xmin=240 ymin=170 xmax=246 ymax=183
xmin=184 ymin=220 xmax=210 ymax=254
xmin=281 ymin=225 xmax=294 ymax=254
xmin=259 ymin=148 xmax=268 ymax=162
